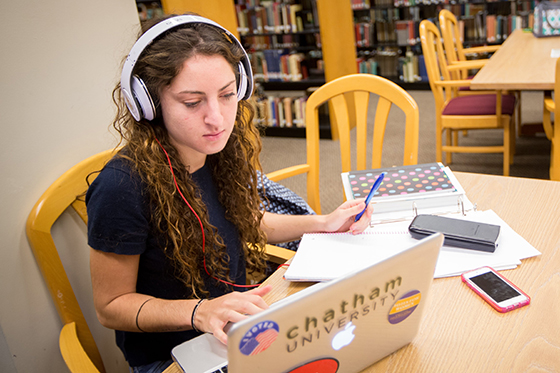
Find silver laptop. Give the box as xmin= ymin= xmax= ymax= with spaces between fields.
xmin=172 ymin=233 xmax=444 ymax=373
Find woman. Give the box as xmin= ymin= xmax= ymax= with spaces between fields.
xmin=87 ymin=14 xmax=372 ymax=373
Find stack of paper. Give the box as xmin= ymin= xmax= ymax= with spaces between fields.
xmin=283 ymin=210 xmax=541 ymax=282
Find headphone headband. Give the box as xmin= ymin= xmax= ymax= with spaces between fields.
xmin=121 ymin=15 xmax=253 ymax=121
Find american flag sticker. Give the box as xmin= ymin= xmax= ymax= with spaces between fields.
xmin=239 ymin=320 xmax=279 ymax=356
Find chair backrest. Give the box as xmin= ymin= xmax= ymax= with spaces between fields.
xmin=439 ymin=9 xmax=466 ymax=75
xmin=316 ymin=74 xmax=419 ymax=208
xmin=265 ymin=75 xmax=419 ymax=215
xmin=26 ymin=149 xmax=118 ymax=373
xmin=420 ymin=20 xmax=454 ymax=112
xmin=439 ymin=10 xmax=501 ymax=85
xmin=439 ymin=9 xmax=473 ymax=84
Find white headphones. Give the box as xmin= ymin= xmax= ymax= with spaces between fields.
xmin=120 ymin=15 xmax=253 ymax=121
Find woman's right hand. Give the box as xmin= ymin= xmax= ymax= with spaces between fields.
xmin=193 ymin=284 xmax=273 ymax=344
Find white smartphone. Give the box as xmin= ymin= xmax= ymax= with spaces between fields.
xmin=461 ymin=267 xmax=530 ymax=313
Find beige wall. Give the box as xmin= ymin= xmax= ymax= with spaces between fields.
xmin=0 ymin=0 xmax=140 ymax=372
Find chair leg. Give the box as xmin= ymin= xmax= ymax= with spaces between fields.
xmin=436 ymin=118 xmax=443 ymax=163
xmin=516 ymin=91 xmax=522 ymax=137
xmin=446 ymin=129 xmax=453 ymax=164
xmin=503 ymin=120 xmax=511 ymax=176
xmin=551 ymin=122 xmax=559 ymax=181
xmin=550 ymin=143 xmax=556 ymax=180
xmin=451 ymin=129 xmax=459 ymax=164
xmin=510 ymin=119 xmax=516 ymax=164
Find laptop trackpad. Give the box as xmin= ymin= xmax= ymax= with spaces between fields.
xmin=172 ymin=333 xmax=227 ymax=371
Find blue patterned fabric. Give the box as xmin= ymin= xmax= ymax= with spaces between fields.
xmin=257 ymin=171 xmax=315 ymax=251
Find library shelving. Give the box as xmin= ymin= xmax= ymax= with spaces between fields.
xmin=235 ymin=0 xmax=358 ymax=139
xmin=235 ymin=0 xmax=329 ymax=138
xmin=352 ymin=0 xmax=537 ymax=89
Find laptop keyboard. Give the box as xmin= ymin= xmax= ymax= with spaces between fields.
xmin=211 ymin=364 xmax=228 ymax=373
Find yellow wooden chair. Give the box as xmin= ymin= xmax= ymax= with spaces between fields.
xmin=543 ymin=57 xmax=560 ymax=181
xmin=420 ymin=20 xmax=516 ymax=176
xmin=26 ymin=149 xmax=116 ymax=373
xmin=267 ymin=73 xmax=420 ymax=212
xmin=439 ymin=9 xmax=522 ymax=134
xmin=439 ymin=9 xmax=500 ymax=81
xmin=26 ymin=148 xmax=294 ymax=373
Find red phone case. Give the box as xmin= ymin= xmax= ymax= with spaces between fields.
xmin=461 ymin=267 xmax=530 ymax=313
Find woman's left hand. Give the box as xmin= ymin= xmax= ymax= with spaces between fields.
xmin=321 ymin=199 xmax=373 ymax=234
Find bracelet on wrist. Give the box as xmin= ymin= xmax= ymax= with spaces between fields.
xmin=191 ymin=299 xmax=206 ymax=333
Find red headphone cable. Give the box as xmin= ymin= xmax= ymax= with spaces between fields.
xmin=154 ymin=137 xmax=260 ymax=288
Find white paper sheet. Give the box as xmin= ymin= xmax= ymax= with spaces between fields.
xmin=283 ymin=210 xmax=541 ymax=282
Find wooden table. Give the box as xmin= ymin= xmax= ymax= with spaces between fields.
xmin=470 ymin=29 xmax=560 ymax=91
xmin=165 ymin=172 xmax=560 ymax=373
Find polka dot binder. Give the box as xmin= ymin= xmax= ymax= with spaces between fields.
xmin=341 ymin=163 xmax=473 ymax=221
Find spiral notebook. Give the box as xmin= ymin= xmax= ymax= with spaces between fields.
xmin=284 ymin=229 xmax=410 ymax=282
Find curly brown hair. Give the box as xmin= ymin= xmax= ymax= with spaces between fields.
xmin=111 ymin=15 xmax=268 ymax=297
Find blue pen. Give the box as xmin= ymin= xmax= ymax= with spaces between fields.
xmin=354 ymin=171 xmax=387 ymax=222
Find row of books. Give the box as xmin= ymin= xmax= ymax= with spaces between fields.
xmin=398 ymin=53 xmax=428 ymax=83
xmin=370 ymin=47 xmax=400 ymax=78
xmin=371 ymin=0 xmax=454 ymax=7
xmin=354 ymin=0 xmax=530 ymax=8
xmin=459 ymin=12 xmax=534 ymax=42
xmin=371 ymin=7 xmax=423 ymax=44
xmin=352 ymin=0 xmax=372 ymax=10
xmin=395 ymin=20 xmax=421 ymax=46
xmin=355 ymin=23 xmax=374 ymax=47
xmin=446 ymin=3 xmax=486 ymax=18
xmin=357 ymin=57 xmax=379 ymax=75
xmin=255 ymin=96 xmax=307 ymax=128
xmin=235 ymin=1 xmax=319 ymax=35
xmin=357 ymin=51 xmax=427 ymax=82
xmin=250 ymin=50 xmax=311 ymax=82
xmin=447 ymin=1 xmax=532 ymax=18
xmin=236 ymin=0 xmax=262 ymax=6
xmin=253 ymin=62 xmax=427 ymax=130
xmin=356 ymin=10 xmax=533 ymax=47
xmin=242 ymin=32 xmax=321 ymax=50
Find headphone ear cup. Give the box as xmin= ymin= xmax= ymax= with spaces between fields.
xmin=237 ymin=61 xmax=248 ymax=101
xmin=131 ymin=75 xmax=156 ymax=121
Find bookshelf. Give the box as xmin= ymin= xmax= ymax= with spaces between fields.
xmin=352 ymin=0 xmax=537 ymax=89
xmin=234 ymin=0 xmax=358 ymax=139
xmin=235 ymin=0 xmax=327 ymax=138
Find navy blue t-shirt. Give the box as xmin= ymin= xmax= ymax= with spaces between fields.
xmin=86 ymin=156 xmax=246 ymax=367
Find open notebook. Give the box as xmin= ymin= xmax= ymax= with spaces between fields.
xmin=172 ymin=234 xmax=444 ymax=373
